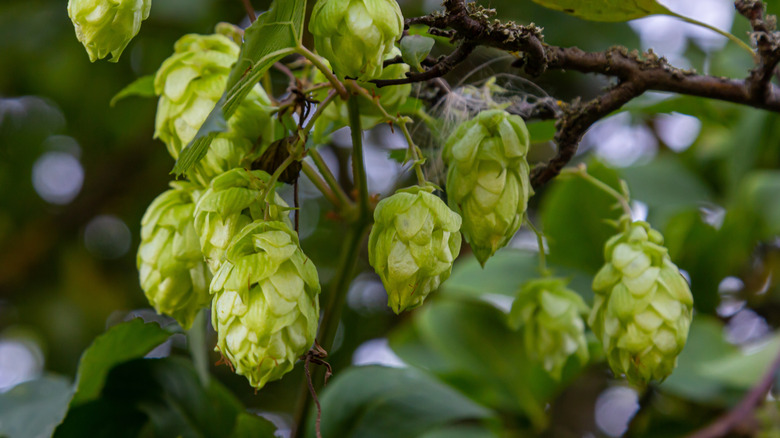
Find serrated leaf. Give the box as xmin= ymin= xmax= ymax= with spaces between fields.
xmin=530 ymin=0 xmax=672 ymax=22
xmin=173 ymin=0 xmax=306 ymax=176
xmin=307 ymin=365 xmax=495 ymax=438
xmin=401 ymin=35 xmax=435 ymax=71
xmin=110 ymin=75 xmax=155 ymax=107
xmin=70 ymin=318 xmax=172 ymax=406
xmin=0 ymin=375 xmax=73 ymax=438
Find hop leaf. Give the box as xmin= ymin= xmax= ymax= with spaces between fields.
xmin=67 ymin=0 xmax=151 ymax=62
xmin=210 ymin=221 xmax=320 ymax=389
xmin=312 ymin=48 xmax=413 ymax=142
xmin=508 ymin=277 xmax=590 ymax=379
xmin=588 ymin=218 xmax=694 ymax=385
xmin=309 ymin=0 xmax=404 ymax=80
xmin=137 ymin=181 xmax=210 ymax=329
xmin=444 ymin=109 xmax=534 ymax=266
xmin=194 ymin=168 xmax=291 ymax=274
xmin=153 ymin=33 xmax=275 ymax=185
xmin=368 ymin=185 xmax=462 ymax=313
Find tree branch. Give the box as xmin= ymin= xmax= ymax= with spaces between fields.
xmin=385 ymin=0 xmax=780 ymax=189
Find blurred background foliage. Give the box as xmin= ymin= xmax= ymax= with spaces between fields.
xmin=1 ymin=0 xmax=780 ymax=437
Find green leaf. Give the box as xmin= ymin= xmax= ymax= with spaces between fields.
xmin=700 ymin=331 xmax=780 ymax=389
xmin=529 ymin=0 xmax=672 ymax=22
xmin=400 ymin=35 xmax=435 ymax=71
xmin=109 ymin=75 xmax=155 ymax=107
xmin=527 ymin=120 xmax=556 ymax=143
xmin=419 ymin=425 xmax=499 ymax=438
xmin=0 ymin=375 xmax=73 ymax=438
xmin=442 ymin=249 xmax=539 ymax=299
xmin=230 ymin=413 xmax=278 ymax=438
xmin=387 ymin=149 xmax=408 ymax=163
xmin=307 ymin=365 xmax=495 ymax=438
xmin=70 ymin=318 xmax=172 ymax=406
xmin=540 ymin=159 xmax=624 ymax=274
xmin=173 ymin=0 xmax=306 ymax=176
xmin=739 ymin=170 xmax=780 ymax=238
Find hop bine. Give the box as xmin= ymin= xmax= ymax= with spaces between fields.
xmin=154 ymin=33 xmax=275 ymax=185
xmin=309 ymin=0 xmax=404 ymax=80
xmin=194 ymin=169 xmax=291 ymax=274
xmin=589 ymin=218 xmax=694 ymax=385
xmin=443 ymin=109 xmax=533 ymax=266
xmin=508 ymin=277 xmax=590 ymax=379
xmin=210 ymin=221 xmax=320 ymax=389
xmin=137 ymin=181 xmax=210 ymax=330
xmin=368 ymin=185 xmax=462 ymax=313
xmin=67 ymin=0 xmax=151 ymax=62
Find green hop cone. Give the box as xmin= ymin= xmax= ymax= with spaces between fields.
xmin=68 ymin=0 xmax=151 ymax=62
xmin=309 ymin=0 xmax=403 ymax=80
xmin=443 ymin=109 xmax=534 ymax=266
xmin=194 ymin=168 xmax=291 ymax=274
xmin=508 ymin=278 xmax=590 ymax=379
xmin=154 ymin=33 xmax=275 ymax=185
xmin=589 ymin=218 xmax=694 ymax=385
xmin=312 ymin=48 xmax=413 ymax=142
xmin=368 ymin=185 xmax=462 ymax=313
xmin=137 ymin=181 xmax=210 ymax=329
xmin=210 ymin=220 xmax=320 ymax=389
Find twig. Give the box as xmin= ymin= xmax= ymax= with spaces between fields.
xmin=240 ymin=0 xmax=256 ymax=23
xmin=687 ymin=348 xmax=780 ymax=438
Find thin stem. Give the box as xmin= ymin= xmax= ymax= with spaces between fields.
xmin=296 ymin=46 xmax=348 ymax=100
xmin=561 ymin=165 xmax=632 ymax=216
xmin=524 ymin=216 xmax=549 ymax=276
xmin=669 ymin=12 xmax=755 ymax=58
xmin=308 ymin=148 xmax=353 ymax=209
xmin=240 ymin=0 xmax=257 ymax=23
xmin=187 ymin=309 xmax=210 ymax=387
xmin=303 ymin=89 xmax=338 ymax=133
xmin=397 ymin=121 xmax=427 ymax=186
xmin=301 ymin=161 xmax=341 ymax=208
xmin=347 ymin=93 xmax=370 ymax=219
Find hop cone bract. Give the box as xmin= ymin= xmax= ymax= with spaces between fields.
xmin=368 ymin=185 xmax=462 ymax=313
xmin=194 ymin=169 xmax=290 ymax=274
xmin=309 ymin=0 xmax=403 ymax=80
xmin=443 ymin=109 xmax=533 ymax=266
xmin=68 ymin=0 xmax=151 ymax=62
xmin=154 ymin=33 xmax=274 ymax=184
xmin=137 ymin=181 xmax=210 ymax=329
xmin=589 ymin=219 xmax=694 ymax=385
xmin=508 ymin=278 xmax=590 ymax=379
xmin=210 ymin=221 xmax=320 ymax=389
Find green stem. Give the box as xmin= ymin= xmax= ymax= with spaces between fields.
xmin=296 ymin=46 xmax=348 ymax=99
xmin=308 ymin=148 xmax=353 ymax=209
xmin=669 ymin=12 xmax=755 ymax=57
xmin=347 ymin=93 xmax=370 ymax=220
xmin=303 ymin=89 xmax=338 ymax=133
xmin=301 ymin=161 xmax=341 ymax=208
xmin=187 ymin=309 xmax=210 ymax=387
xmin=398 ymin=121 xmax=427 ymax=186
xmin=561 ymin=165 xmax=632 ymax=216
xmin=523 ymin=216 xmax=550 ymax=276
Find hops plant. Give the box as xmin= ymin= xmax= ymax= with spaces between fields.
xmin=137 ymin=181 xmax=210 ymax=330
xmin=508 ymin=277 xmax=590 ymax=379
xmin=68 ymin=0 xmax=151 ymax=62
xmin=309 ymin=0 xmax=404 ymax=80
xmin=154 ymin=33 xmax=275 ymax=185
xmin=443 ymin=109 xmax=533 ymax=266
xmin=368 ymin=185 xmax=462 ymax=313
xmin=194 ymin=169 xmax=291 ymax=274
xmin=589 ymin=218 xmax=694 ymax=385
xmin=210 ymin=221 xmax=320 ymax=389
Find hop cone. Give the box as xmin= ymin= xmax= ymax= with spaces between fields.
xmin=309 ymin=0 xmax=403 ymax=80
xmin=68 ymin=0 xmax=151 ymax=62
xmin=194 ymin=168 xmax=290 ymax=274
xmin=210 ymin=220 xmax=320 ymax=389
xmin=443 ymin=109 xmax=533 ymax=266
xmin=154 ymin=33 xmax=275 ymax=185
xmin=589 ymin=219 xmax=694 ymax=385
xmin=137 ymin=181 xmax=210 ymax=329
xmin=508 ymin=278 xmax=590 ymax=379
xmin=312 ymin=48 xmax=413 ymax=142
xmin=368 ymin=185 xmax=462 ymax=313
